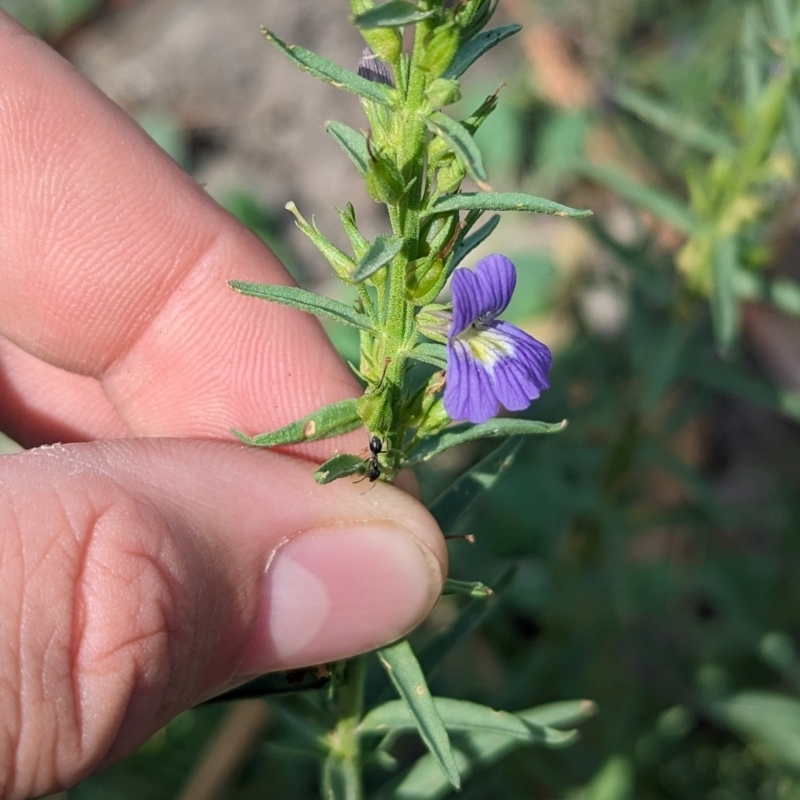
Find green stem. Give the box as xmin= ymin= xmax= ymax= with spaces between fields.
xmin=322 ymin=656 xmax=367 ymax=800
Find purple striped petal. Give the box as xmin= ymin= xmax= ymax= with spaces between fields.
xmin=444 ymin=254 xmax=553 ymax=423
xmin=449 ymin=254 xmax=516 ymax=337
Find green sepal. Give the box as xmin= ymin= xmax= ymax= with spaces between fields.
xmin=451 ymin=212 xmax=500 ymax=269
xmin=422 ymin=112 xmax=489 ymax=187
xmin=462 ymin=86 xmax=502 ymax=135
xmin=353 ymin=234 xmax=406 ymax=282
xmin=376 ymin=640 xmax=461 ymax=788
xmin=360 ymin=697 xmax=577 ymax=745
xmin=443 ymin=578 xmax=493 ymax=598
xmin=314 ymin=453 xmax=367 ymax=484
xmin=325 ymin=121 xmax=369 ymax=176
xmin=444 ymin=23 xmax=522 ymax=79
xmin=352 ymin=0 xmax=437 ymax=28
xmin=409 ymin=342 xmax=447 ymax=369
xmin=233 ymin=398 xmax=362 ymax=447
xmin=285 ymin=202 xmax=358 ymax=283
xmin=229 ymin=281 xmax=377 ymax=332
xmin=404 ymin=418 xmax=568 ymax=466
xmin=337 ymin=203 xmax=370 ymax=261
xmin=262 ymin=27 xmax=395 ymax=107
xmin=427 ymin=191 xmax=592 ymax=218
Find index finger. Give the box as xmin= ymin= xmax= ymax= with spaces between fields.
xmin=0 ymin=11 xmax=362 ymax=455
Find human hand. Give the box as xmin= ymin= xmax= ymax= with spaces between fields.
xmin=0 ymin=12 xmax=446 ymax=798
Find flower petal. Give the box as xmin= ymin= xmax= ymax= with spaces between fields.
xmin=492 ymin=322 xmax=552 ymax=391
xmin=444 ymin=339 xmax=501 ymax=423
xmin=473 ymin=254 xmax=516 ymax=319
xmin=449 ymin=254 xmax=517 ymax=336
xmin=449 ymin=267 xmax=482 ymax=337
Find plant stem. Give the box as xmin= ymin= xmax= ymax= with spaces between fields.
xmin=321 ymin=656 xmax=366 ymax=800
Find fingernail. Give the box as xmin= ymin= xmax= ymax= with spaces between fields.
xmin=241 ymin=523 xmax=443 ymax=672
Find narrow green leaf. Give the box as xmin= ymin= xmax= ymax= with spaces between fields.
xmin=409 ymin=342 xmax=447 ymax=369
xmin=378 ymin=700 xmax=591 ymax=799
xmin=427 ymin=192 xmax=592 ymax=219
xmin=444 ymin=24 xmax=522 ymax=79
xmin=521 ymin=699 xmax=598 ymax=730
xmin=451 ymin=213 xmax=500 ymax=268
xmin=233 ymin=398 xmax=361 ymax=447
xmin=580 ymin=162 xmax=695 ymax=233
xmin=442 ymin=578 xmax=493 ymax=598
xmin=429 ymin=437 xmax=522 ymax=533
xmin=353 ymin=234 xmax=405 ymax=282
xmin=423 ymin=112 xmax=488 ymax=186
xmin=740 ymin=5 xmax=764 ymax=111
xmin=710 ymin=236 xmax=740 ymax=353
xmin=360 ymin=698 xmax=574 ymax=745
xmin=325 ymin=121 xmax=369 ymax=176
xmin=377 ymin=640 xmax=461 ymax=788
xmin=612 ymin=86 xmax=735 ymax=156
xmin=713 ymin=691 xmax=800 ymax=772
xmin=405 ymin=419 xmax=567 ymax=466
xmin=262 ymin=27 xmax=394 ymax=107
xmin=314 ymin=453 xmax=367 ymax=484
xmin=419 ymin=569 xmax=516 ymax=681
xmin=229 ymin=282 xmax=376 ymax=332
xmin=352 ymin=1 xmax=436 ymax=28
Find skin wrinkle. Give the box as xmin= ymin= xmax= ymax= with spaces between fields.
xmin=0 ymin=505 xmax=24 ymax=795
xmin=98 ymin=227 xmax=225 ymax=386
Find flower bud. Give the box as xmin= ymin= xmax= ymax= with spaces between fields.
xmin=365 ymin=148 xmax=407 ymax=204
xmin=357 ymin=387 xmax=394 ymax=435
xmin=455 ymin=0 xmax=497 ymax=41
xmin=358 ymin=47 xmax=396 ymax=86
xmin=406 ymin=257 xmax=445 ymax=303
xmin=436 ymin=155 xmax=467 ymax=194
xmin=425 ymin=78 xmax=461 ymax=109
xmin=419 ymin=23 xmax=460 ymax=79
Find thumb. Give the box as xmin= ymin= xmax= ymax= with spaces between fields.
xmin=0 ymin=439 xmax=446 ymax=798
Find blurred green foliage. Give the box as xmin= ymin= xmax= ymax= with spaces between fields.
xmin=0 ymin=0 xmax=100 ymax=39
xmin=64 ymin=0 xmax=800 ymax=797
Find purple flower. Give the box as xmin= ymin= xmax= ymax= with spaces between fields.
xmin=443 ymin=254 xmax=552 ymax=424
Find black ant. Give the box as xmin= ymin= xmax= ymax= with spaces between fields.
xmin=357 ymin=435 xmax=383 ymax=484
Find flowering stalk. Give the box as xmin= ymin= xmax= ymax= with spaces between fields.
xmin=230 ymin=0 xmax=590 ymax=486
xmin=228 ymin=1 xmax=594 ymax=795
